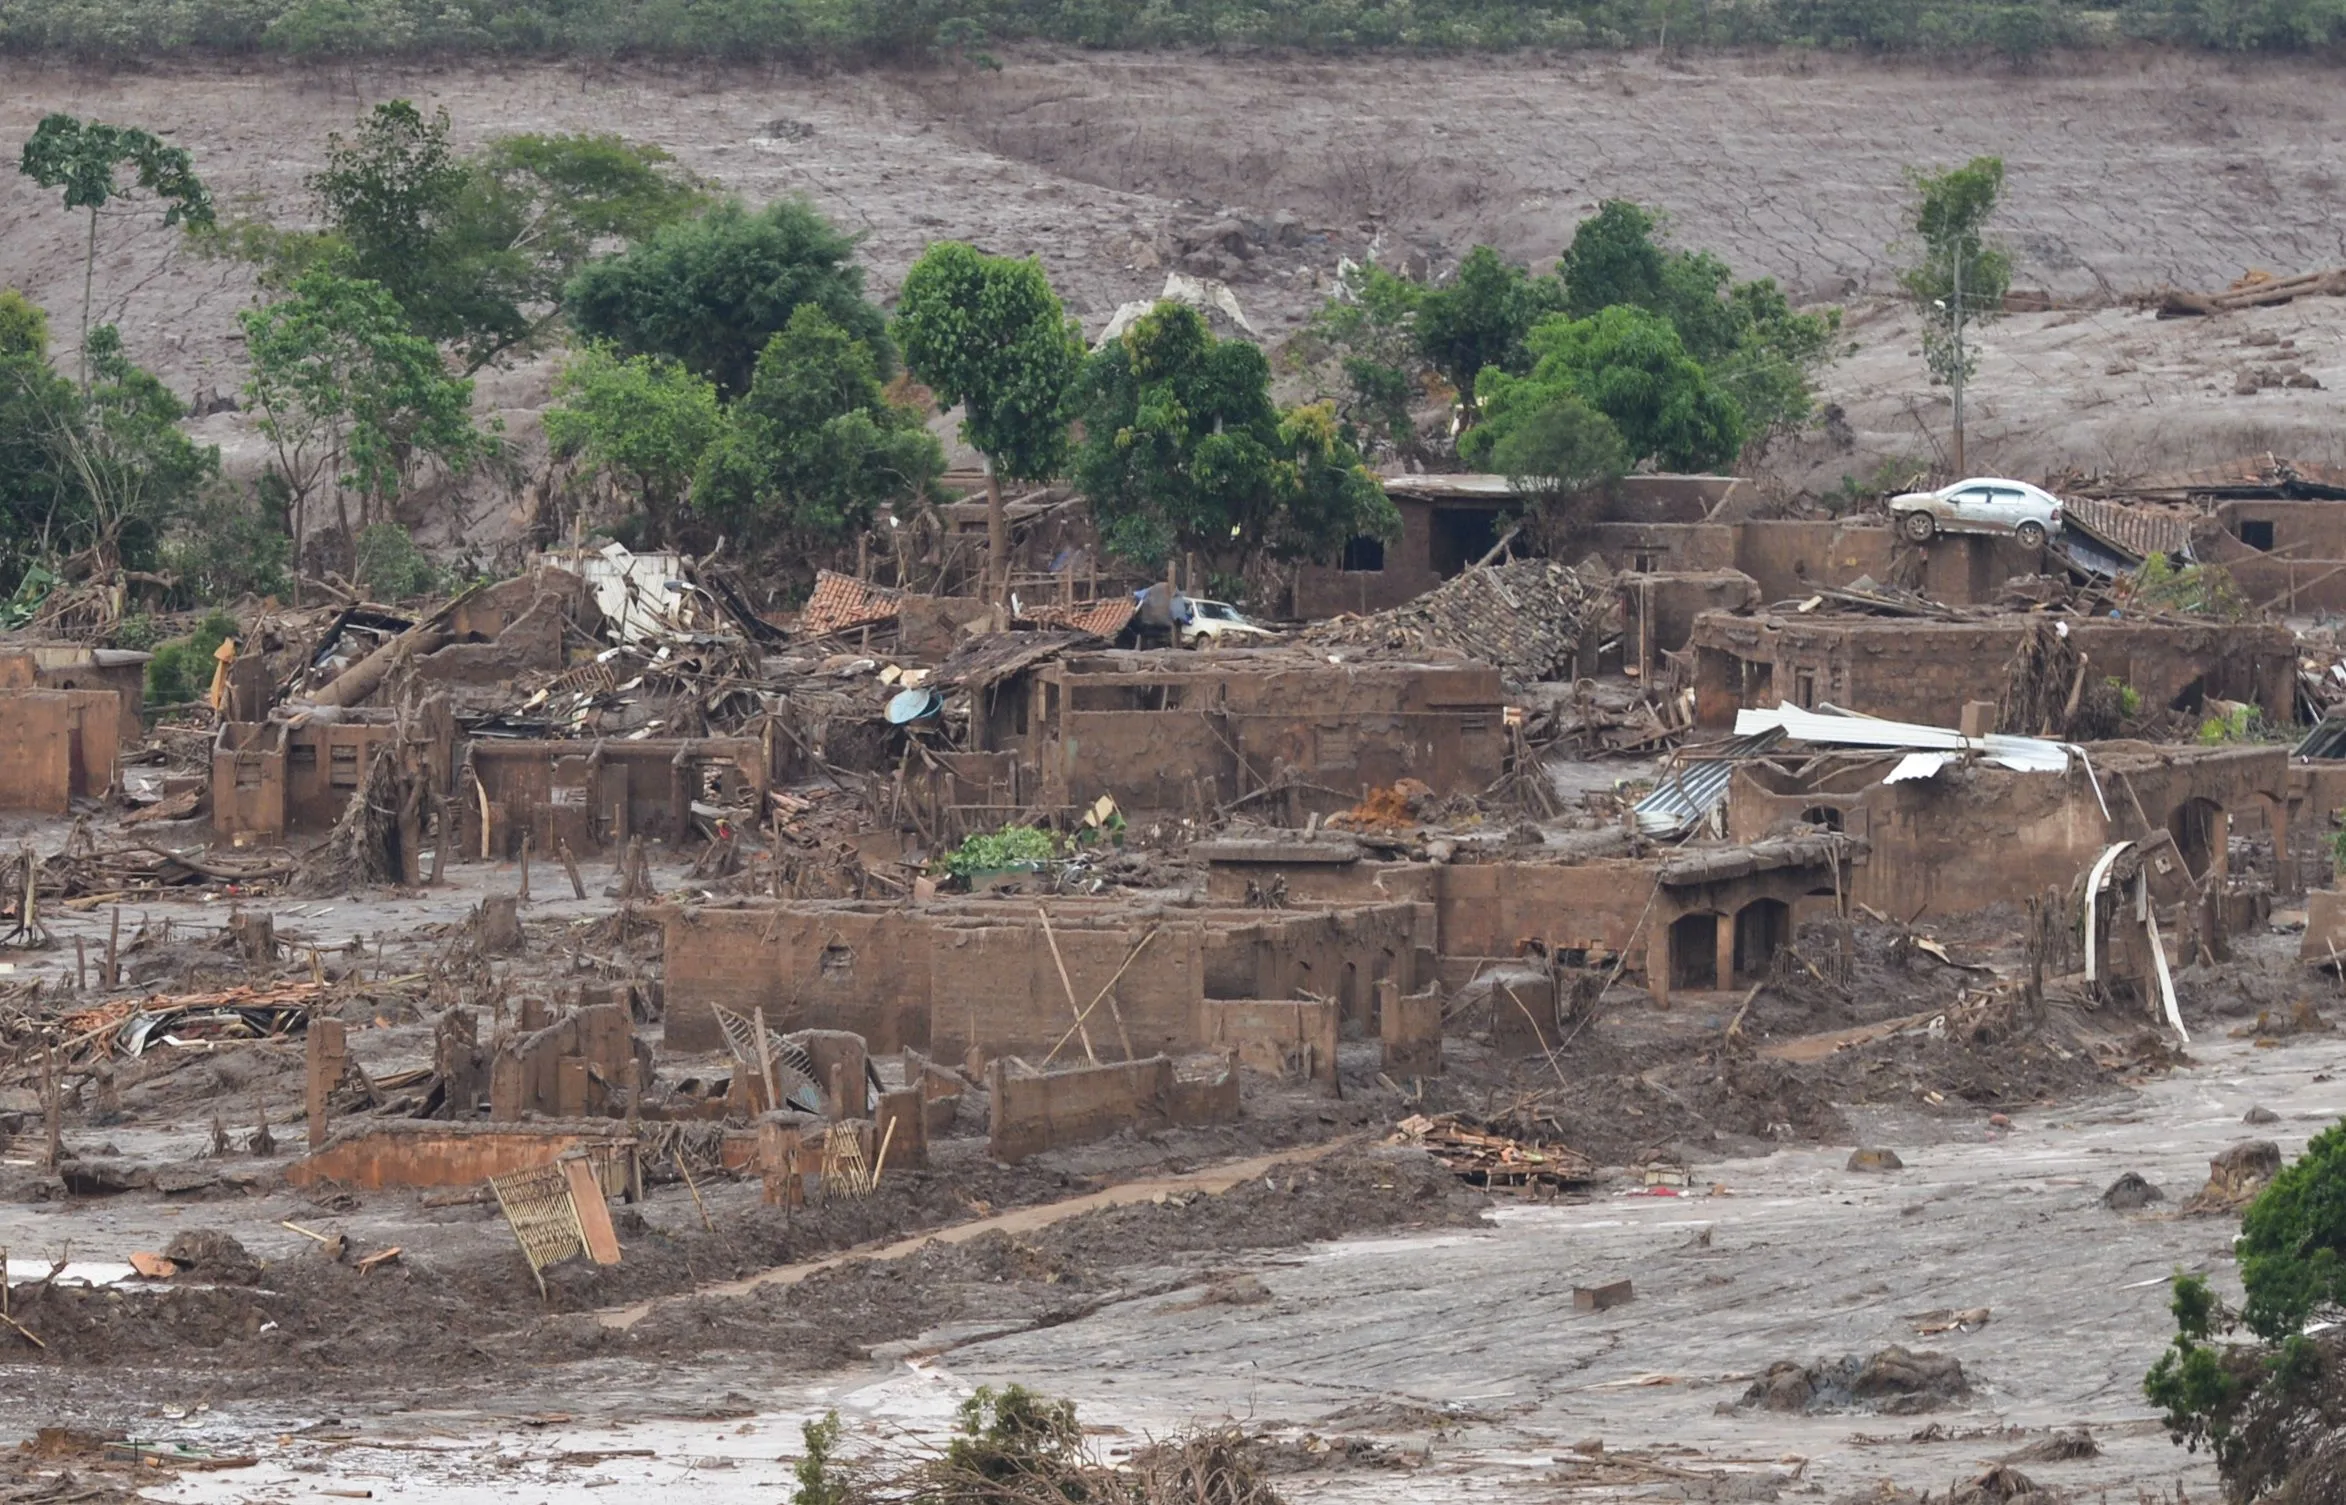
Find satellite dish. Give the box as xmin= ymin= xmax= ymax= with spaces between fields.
xmin=887 ymin=687 xmax=943 ymax=725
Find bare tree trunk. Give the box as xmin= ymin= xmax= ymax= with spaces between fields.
xmin=983 ymin=455 xmax=1006 ymax=603
xmin=79 ymin=207 xmax=96 ymax=389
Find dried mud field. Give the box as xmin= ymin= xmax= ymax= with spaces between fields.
xmin=8 ymin=48 xmax=2346 ymax=495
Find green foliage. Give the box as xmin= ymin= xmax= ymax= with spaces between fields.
xmin=145 ymin=608 xmax=239 ymax=705
xmin=691 ymin=305 xmax=945 ymax=548
xmin=1458 ymin=388 xmax=1628 ymax=547
xmin=280 ymin=103 xmax=706 ymax=371
xmin=354 ymin=521 xmax=444 ymax=598
xmin=789 ymin=1411 xmax=849 ymax=1505
xmin=2145 ymin=1124 xmax=2346 ymax=1499
xmin=2239 ymin=1120 xmax=2346 ymax=1339
xmin=1074 ymin=301 xmax=1393 ymax=571
xmin=1900 ymin=157 xmax=2011 ymax=395
xmin=2130 ymin=551 xmax=2251 ymax=621
xmin=894 ymin=241 xmax=1082 ymax=486
xmin=110 ymin=610 xmax=160 ymax=650
xmin=159 ymin=482 xmax=293 ymax=605
xmin=943 ymin=1384 xmax=1085 ymax=1491
xmin=1301 ymin=260 xmax=1430 ymax=459
xmin=2198 ymin=704 xmax=2262 ymax=745
xmin=943 ymin=824 xmax=1057 ymax=879
xmin=1415 ymin=245 xmax=1558 ymax=415
xmin=568 ymin=199 xmax=886 ymax=399
xmin=545 ymin=343 xmax=722 ymax=542
xmin=19 ymin=114 xmax=214 ymax=376
xmin=22 ymin=0 xmax=2271 ymax=63
xmin=2107 ymin=677 xmax=2143 ymax=718
xmin=1558 ymin=201 xmax=1840 ymax=447
xmin=239 ymin=268 xmax=484 ymax=549
xmin=1477 ymin=305 xmax=1743 ymax=473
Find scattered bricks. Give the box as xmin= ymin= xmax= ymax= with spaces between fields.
xmin=1201 ymin=998 xmax=1338 ymax=1088
xmin=1574 ymin=1279 xmax=1634 ymax=1311
xmin=306 ymin=1016 xmax=348 ymax=1151
xmin=478 ymin=895 xmax=523 ymax=955
xmin=1381 ymin=980 xmax=1443 ymax=1079
xmin=1489 ymin=970 xmax=1559 ymax=1058
xmin=875 ymin=1086 xmax=929 ymax=1170
xmin=1848 ymin=1148 xmax=1905 ymax=1172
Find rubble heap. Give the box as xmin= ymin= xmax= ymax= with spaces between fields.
xmin=1300 ymin=559 xmax=1599 ymax=683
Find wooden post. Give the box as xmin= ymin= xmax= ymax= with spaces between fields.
xmin=429 ymin=794 xmax=451 ymax=884
xmin=752 ymin=1005 xmax=780 ymax=1115
xmin=106 ymin=905 xmax=121 ymax=988
xmin=42 ymin=1048 xmax=61 ymax=1170
xmin=558 ymin=840 xmax=587 ymax=901
xmin=306 ymin=1017 xmax=348 ymax=1151
xmin=518 ymin=831 xmax=532 ymax=903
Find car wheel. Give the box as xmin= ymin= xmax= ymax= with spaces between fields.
xmin=2015 ymin=521 xmax=2047 ymax=550
xmin=1900 ymin=510 xmax=1937 ymax=543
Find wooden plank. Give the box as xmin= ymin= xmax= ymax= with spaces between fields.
xmin=561 ymin=1155 xmax=622 ymax=1266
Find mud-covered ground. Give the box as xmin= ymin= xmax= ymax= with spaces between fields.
xmin=5 ymin=48 xmax=2346 ymax=511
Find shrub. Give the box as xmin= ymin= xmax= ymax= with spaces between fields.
xmin=353 ymin=522 xmax=444 ymax=600
xmin=145 ymin=608 xmax=240 ymax=706
xmin=941 ymin=824 xmax=1056 ymax=879
xmin=2146 ymin=1121 xmax=2346 ymax=1499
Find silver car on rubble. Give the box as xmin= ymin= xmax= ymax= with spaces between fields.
xmin=1888 ymin=477 xmax=2065 ymax=549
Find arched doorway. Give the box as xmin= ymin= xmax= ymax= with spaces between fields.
xmin=2171 ymin=797 xmax=2227 ymax=879
xmin=1669 ymin=912 xmax=1719 ymax=991
xmin=1733 ymin=898 xmax=1792 ymax=983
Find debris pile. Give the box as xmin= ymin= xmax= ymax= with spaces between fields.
xmin=1392 ymin=1112 xmax=1600 ymax=1194
xmin=1301 ymin=559 xmax=1600 ymax=682
xmin=1742 ymin=1346 xmax=1970 ymax=1415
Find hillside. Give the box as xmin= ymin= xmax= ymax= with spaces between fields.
xmin=6 ymin=47 xmax=2346 ymax=501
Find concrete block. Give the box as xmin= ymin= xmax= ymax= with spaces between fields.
xmin=1574 ymin=1279 xmax=1634 ymax=1311
xmin=875 ymin=1086 xmax=929 ymax=1170
xmin=1489 ymin=971 xmax=1558 ymax=1057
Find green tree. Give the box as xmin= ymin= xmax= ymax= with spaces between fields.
xmin=690 ymin=304 xmax=944 ymax=554
xmin=239 ymin=268 xmax=484 ymax=591
xmin=543 ymin=344 xmax=722 ymax=545
xmin=296 ymin=102 xmax=704 ymax=371
xmin=1478 ymin=305 xmax=1744 ymax=474
xmin=1415 ymin=244 xmax=1555 ymax=418
xmin=1559 ymin=200 xmax=1840 ymax=451
xmin=1457 ymin=388 xmax=1628 ymax=551
xmin=893 ymin=240 xmax=1083 ymax=598
xmin=1301 ymin=260 xmax=1428 ymax=460
xmin=1073 ymin=301 xmax=1393 ymax=575
xmin=568 ymin=199 xmax=887 ymax=399
xmin=2147 ymin=1123 xmax=2346 ymax=1501
xmin=17 ymin=113 xmax=215 ymax=384
xmin=46 ymin=325 xmax=219 ymax=577
xmin=1899 ymin=156 xmax=2009 ymax=476
xmin=0 ymin=292 xmax=77 ymax=593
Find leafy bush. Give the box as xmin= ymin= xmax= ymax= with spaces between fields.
xmin=942 ymin=823 xmax=1056 ymax=879
xmin=161 ymin=482 xmax=293 ymax=606
xmin=2146 ymin=1121 xmax=2346 ymax=1500
xmin=145 ymin=608 xmax=240 ymax=706
xmin=2198 ymin=704 xmax=2263 ymax=745
xmin=353 ymin=522 xmax=445 ymax=600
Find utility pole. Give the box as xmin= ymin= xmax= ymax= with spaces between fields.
xmin=1950 ymin=248 xmax=1967 ymax=477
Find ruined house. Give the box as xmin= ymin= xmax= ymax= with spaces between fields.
xmin=0 ymin=643 xmax=150 ymax=747
xmin=457 ymin=733 xmax=774 ymax=858
xmin=213 ymin=703 xmax=457 ymax=842
xmin=1686 ymin=611 xmax=2296 ymax=731
xmin=946 ymin=647 xmax=1507 ymax=822
xmin=660 ymin=895 xmax=1425 ymax=1064
xmin=0 ymin=688 xmax=123 ymax=811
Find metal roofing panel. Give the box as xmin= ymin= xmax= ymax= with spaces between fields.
xmin=1733 ymin=704 xmax=2069 ymax=773
xmin=1631 ymin=727 xmax=1784 ymax=838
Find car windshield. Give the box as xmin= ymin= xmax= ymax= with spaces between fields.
xmin=1195 ymin=602 xmax=1239 ymax=621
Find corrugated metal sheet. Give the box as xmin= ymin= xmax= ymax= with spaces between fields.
xmin=1733 ymin=704 xmax=2069 ymax=773
xmin=1632 ymin=728 xmax=1785 ymax=838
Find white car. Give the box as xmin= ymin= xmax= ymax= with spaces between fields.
xmin=1889 ymin=477 xmax=2064 ymax=549
xmin=1180 ymin=599 xmax=1280 ymax=647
